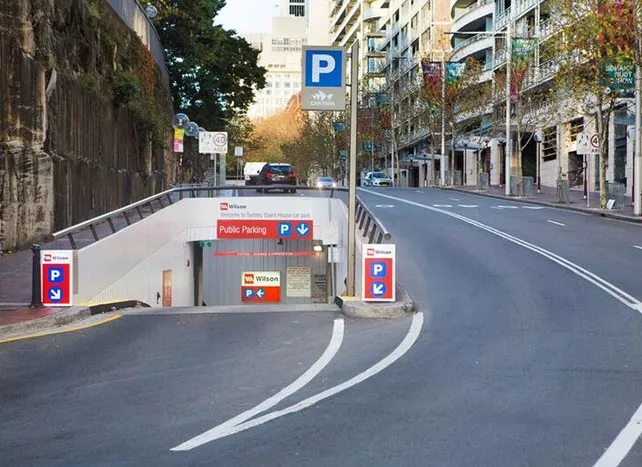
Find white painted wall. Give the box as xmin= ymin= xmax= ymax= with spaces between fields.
xmin=75 ymin=197 xmax=350 ymax=307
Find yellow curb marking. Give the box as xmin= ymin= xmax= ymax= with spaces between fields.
xmin=0 ymin=314 xmax=123 ymax=344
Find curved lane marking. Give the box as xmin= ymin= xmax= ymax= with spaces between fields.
xmin=171 ymin=312 xmax=424 ymax=450
xmin=172 ymin=318 xmax=345 ymax=451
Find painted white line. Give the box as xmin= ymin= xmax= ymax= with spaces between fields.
xmin=362 ymin=189 xmax=642 ymax=312
xmin=634 ymin=245 xmax=642 ymax=251
xmin=522 ymin=206 xmax=546 ymax=210
xmin=433 ymin=204 xmax=452 ymax=208
xmin=171 ymin=318 xmax=345 ymax=451
xmin=593 ymin=403 xmax=642 ymax=467
xmin=375 ymin=204 xmax=395 ymax=208
xmin=458 ymin=204 xmax=479 ymax=208
xmin=172 ymin=312 xmax=423 ymax=450
xmin=496 ymin=205 xmax=519 ymax=209
xmin=449 ymin=197 xmax=460 ymax=201
xmin=415 ymin=190 xmax=423 ymax=193
xmin=547 ymin=220 xmax=566 ymax=227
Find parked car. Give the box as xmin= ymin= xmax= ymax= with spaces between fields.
xmin=257 ymin=163 xmax=297 ymax=192
xmin=315 ymin=176 xmax=337 ymax=189
xmin=363 ymin=171 xmax=393 ymax=187
xmin=244 ymin=162 xmax=267 ymax=185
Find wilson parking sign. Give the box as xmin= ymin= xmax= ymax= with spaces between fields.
xmin=301 ymin=46 xmax=346 ymax=111
xmin=362 ymin=244 xmax=396 ymax=302
xmin=41 ymin=250 xmax=74 ymax=307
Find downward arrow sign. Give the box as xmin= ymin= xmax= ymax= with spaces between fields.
xmin=372 ymin=283 xmax=385 ymax=295
xmin=296 ymin=223 xmax=310 ymax=236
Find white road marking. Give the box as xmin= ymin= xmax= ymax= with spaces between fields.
xmin=415 ymin=190 xmax=423 ymax=193
xmin=449 ymin=197 xmax=460 ymax=201
xmin=593 ymin=403 xmax=642 ymax=467
xmin=375 ymin=204 xmax=395 ymax=208
xmin=634 ymin=245 xmax=642 ymax=251
xmin=496 ymin=205 xmax=519 ymax=209
xmin=522 ymin=206 xmax=546 ymax=210
xmin=171 ymin=318 xmax=345 ymax=451
xmin=547 ymin=220 xmax=566 ymax=227
xmin=171 ymin=312 xmax=424 ymax=450
xmin=458 ymin=204 xmax=479 ymax=208
xmin=433 ymin=204 xmax=453 ymax=208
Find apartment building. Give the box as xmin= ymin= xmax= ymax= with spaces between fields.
xmin=452 ymin=0 xmax=635 ymax=196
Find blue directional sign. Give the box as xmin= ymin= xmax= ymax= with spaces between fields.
xmin=301 ymin=46 xmax=346 ymax=111
xmin=370 ymin=281 xmax=387 ymax=298
xmin=278 ymin=222 xmax=292 ymax=237
xmin=295 ymin=222 xmax=310 ymax=238
xmin=48 ymin=266 xmax=64 ymax=283
xmin=244 ymin=288 xmax=254 ymax=299
xmin=256 ymin=288 xmax=265 ymax=300
xmin=370 ymin=261 xmax=387 ymax=278
xmin=48 ymin=287 xmax=63 ymax=303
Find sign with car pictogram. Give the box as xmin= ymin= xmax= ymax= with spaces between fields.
xmin=362 ymin=244 xmax=395 ymax=302
xmin=41 ymin=250 xmax=74 ymax=307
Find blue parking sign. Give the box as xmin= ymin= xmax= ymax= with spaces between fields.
xmin=48 ymin=267 xmax=64 ymax=283
xmin=278 ymin=222 xmax=292 ymax=237
xmin=370 ymin=261 xmax=387 ymax=278
xmin=305 ymin=49 xmax=343 ymax=87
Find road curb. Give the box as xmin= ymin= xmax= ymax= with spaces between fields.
xmin=335 ymin=284 xmax=415 ymax=319
xmin=437 ymin=187 xmax=642 ymax=224
xmin=0 ymin=300 xmax=147 ymax=339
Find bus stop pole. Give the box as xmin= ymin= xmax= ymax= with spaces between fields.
xmin=347 ymin=41 xmax=359 ymax=296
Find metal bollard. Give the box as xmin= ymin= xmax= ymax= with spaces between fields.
xmin=29 ymin=244 xmax=43 ymax=308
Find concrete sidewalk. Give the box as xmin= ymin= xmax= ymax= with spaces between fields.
xmin=440 ymin=184 xmax=642 ymax=224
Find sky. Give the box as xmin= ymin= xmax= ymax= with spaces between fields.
xmin=216 ymin=0 xmax=279 ymax=34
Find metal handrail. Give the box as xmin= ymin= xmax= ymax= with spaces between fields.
xmin=51 ymin=184 xmax=393 ymax=248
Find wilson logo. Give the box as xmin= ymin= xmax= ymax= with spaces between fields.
xmin=220 ymin=202 xmax=229 ymax=211
xmin=243 ymin=274 xmax=254 ymax=285
xmin=367 ymin=249 xmax=375 ymax=256
xmin=44 ymin=254 xmax=52 ymax=262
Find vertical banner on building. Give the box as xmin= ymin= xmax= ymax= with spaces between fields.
xmin=511 ymin=38 xmax=535 ymax=101
xmin=174 ymin=129 xmax=184 ymax=153
xmin=421 ymin=59 xmax=442 ymax=87
xmin=446 ymin=62 xmax=466 ymax=83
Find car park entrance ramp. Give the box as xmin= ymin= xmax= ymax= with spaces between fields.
xmin=71 ymin=195 xmax=350 ymax=307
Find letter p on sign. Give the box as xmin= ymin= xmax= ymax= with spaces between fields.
xmin=312 ymin=54 xmax=335 ymax=83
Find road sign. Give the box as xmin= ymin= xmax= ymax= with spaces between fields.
xmin=241 ymin=271 xmax=281 ymax=303
xmin=200 ymin=131 xmax=228 ymax=154
xmin=41 ymin=250 xmax=73 ymax=307
xmin=301 ymin=46 xmax=346 ymax=111
xmin=362 ymin=244 xmax=395 ymax=302
xmin=234 ymin=146 xmax=243 ymax=157
xmin=216 ymin=199 xmax=314 ymax=240
xmin=577 ymin=132 xmax=600 ymax=155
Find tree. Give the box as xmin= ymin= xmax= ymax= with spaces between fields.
xmin=153 ymin=0 xmax=266 ymax=130
xmin=419 ymin=56 xmax=491 ymax=184
xmin=548 ymin=0 xmax=636 ymax=207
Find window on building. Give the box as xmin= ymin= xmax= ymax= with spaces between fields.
xmin=568 ymin=118 xmax=584 ymax=142
xmin=542 ymin=126 xmax=557 ymax=161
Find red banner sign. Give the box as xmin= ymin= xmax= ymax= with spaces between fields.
xmin=217 ymin=220 xmax=313 ymax=239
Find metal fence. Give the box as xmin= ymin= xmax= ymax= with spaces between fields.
xmin=105 ymin=0 xmax=170 ymax=88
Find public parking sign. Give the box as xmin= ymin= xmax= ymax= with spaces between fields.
xmin=362 ymin=244 xmax=395 ymax=302
xmin=41 ymin=250 xmax=74 ymax=307
xmin=241 ymin=271 xmax=281 ymax=303
xmin=301 ymin=46 xmax=346 ymax=111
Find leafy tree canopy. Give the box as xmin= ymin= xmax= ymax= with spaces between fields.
xmin=152 ymin=0 xmax=266 ymax=130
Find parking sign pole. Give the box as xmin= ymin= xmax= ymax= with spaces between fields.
xmin=29 ymin=244 xmax=43 ymax=308
xmin=347 ymin=41 xmax=359 ymax=296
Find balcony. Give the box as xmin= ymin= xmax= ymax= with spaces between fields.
xmin=453 ymin=0 xmax=494 ymax=32
xmin=451 ymin=35 xmax=494 ymax=62
xmin=363 ymin=7 xmax=385 ymax=22
xmin=495 ymin=0 xmax=541 ymax=30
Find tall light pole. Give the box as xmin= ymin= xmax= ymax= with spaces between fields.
xmin=347 ymin=40 xmax=359 ymax=296
xmin=635 ymin=0 xmax=642 ymax=215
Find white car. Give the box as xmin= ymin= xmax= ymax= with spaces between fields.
xmin=316 ymin=176 xmax=337 ymax=189
xmin=363 ymin=172 xmax=392 ymax=187
xmin=244 ymin=162 xmax=267 ymax=185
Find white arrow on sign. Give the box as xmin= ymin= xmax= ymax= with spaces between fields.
xmin=256 ymin=289 xmax=265 ymax=299
xmin=372 ymin=283 xmax=385 ymax=295
xmin=296 ymin=224 xmax=310 ymax=236
xmin=49 ymin=289 xmax=61 ymax=300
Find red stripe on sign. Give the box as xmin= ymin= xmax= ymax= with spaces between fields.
xmin=216 ymin=219 xmax=313 ymax=239
xmin=215 ymin=251 xmax=318 ymax=257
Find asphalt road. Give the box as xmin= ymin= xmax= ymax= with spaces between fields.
xmin=2 ymin=187 xmax=642 ymax=466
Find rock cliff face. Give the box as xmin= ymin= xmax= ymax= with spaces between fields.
xmin=0 ymin=0 xmax=173 ymax=251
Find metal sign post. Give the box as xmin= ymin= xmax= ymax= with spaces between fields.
xmin=347 ymin=41 xmax=358 ymax=296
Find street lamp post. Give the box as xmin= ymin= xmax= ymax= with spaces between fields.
xmin=534 ymin=131 xmax=542 ymax=193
